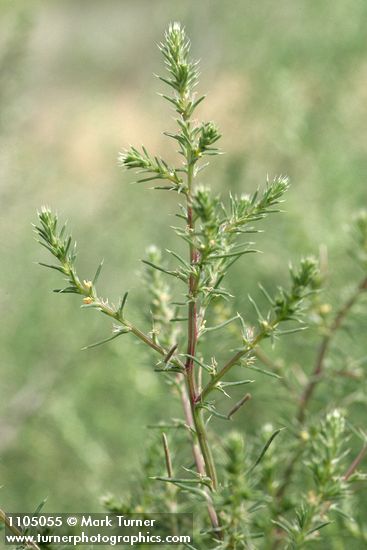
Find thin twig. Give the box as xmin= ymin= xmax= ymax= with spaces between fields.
xmin=227 ymin=393 xmax=252 ymax=419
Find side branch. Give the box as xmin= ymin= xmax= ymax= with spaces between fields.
xmin=196 ymin=327 xmax=273 ymax=403
xmin=276 ymin=275 xmax=367 ymax=503
xmin=297 ymin=275 xmax=367 ymax=423
xmin=86 ymin=297 xmax=186 ymax=371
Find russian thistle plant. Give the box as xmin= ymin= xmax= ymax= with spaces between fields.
xmin=30 ymin=23 xmax=367 ymax=549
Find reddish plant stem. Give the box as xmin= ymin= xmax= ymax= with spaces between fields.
xmin=179 ymin=381 xmax=220 ymax=531
xmin=185 ymin=289 xmax=198 ymax=403
xmin=177 ymin=377 xmax=205 ymax=475
xmin=184 ymin=164 xmax=199 ymax=404
xmin=185 ymin=166 xmax=199 ymax=402
xmin=184 ymin=163 xmax=220 ymax=534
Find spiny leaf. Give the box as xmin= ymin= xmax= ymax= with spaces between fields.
xmin=220 ymin=379 xmax=254 ymax=387
xmin=81 ymin=328 xmax=130 ymax=350
xmin=118 ymin=291 xmax=129 ymax=317
xmin=201 ymin=403 xmax=230 ymax=421
xmin=33 ymin=498 xmax=48 ymax=515
xmin=249 ymin=427 xmax=285 ymax=471
xmin=201 ymin=314 xmax=240 ymax=334
xmin=208 ymin=249 xmax=258 ymax=260
xmin=151 ymin=476 xmax=211 ymax=487
xmin=93 ymin=259 xmax=104 ymax=285
xmin=38 ymin=262 xmax=66 ymax=274
xmin=306 ymin=521 xmax=332 ymax=536
xmin=180 ymin=354 xmax=213 ymax=372
xmin=242 ymin=363 xmax=282 ymax=379
xmin=248 ymin=294 xmax=264 ymax=321
xmin=142 ymin=259 xmax=186 ymax=281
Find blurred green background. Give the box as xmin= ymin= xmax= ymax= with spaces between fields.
xmin=1 ymin=0 xmax=366 ymax=517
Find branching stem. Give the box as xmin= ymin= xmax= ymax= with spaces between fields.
xmin=276 ymin=275 xmax=367 ymax=503
xmin=297 ymin=275 xmax=367 ymax=423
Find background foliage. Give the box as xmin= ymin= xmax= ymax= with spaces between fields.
xmin=1 ymin=1 xmax=366 ymax=545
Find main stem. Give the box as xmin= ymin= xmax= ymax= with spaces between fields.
xmin=185 ymin=163 xmax=198 ymax=405
xmin=185 ymin=162 xmax=219 ymax=498
xmin=176 ymin=378 xmax=220 ymax=532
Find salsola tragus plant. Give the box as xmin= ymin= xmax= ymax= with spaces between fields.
xmin=31 ymin=23 xmax=367 ymax=549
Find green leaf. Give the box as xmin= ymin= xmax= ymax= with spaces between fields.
xmin=271 ymin=519 xmax=292 ymax=535
xmin=53 ymin=287 xmax=79 ymax=294
xmin=81 ymin=328 xmax=130 ymax=350
xmin=243 ymin=363 xmax=282 ymax=379
xmin=306 ymin=521 xmax=332 ymax=536
xmin=248 ymin=294 xmax=264 ymax=321
xmin=93 ymin=259 xmax=104 ymax=285
xmin=166 ymin=249 xmax=190 ymax=269
xmin=118 ymin=291 xmax=129 ymax=317
xmin=169 ymin=482 xmax=209 ymax=499
xmin=201 ymin=402 xmax=230 ymax=421
xmin=38 ymin=262 xmax=66 ymax=274
xmin=154 ymin=366 xmax=184 ymax=374
xmin=249 ymin=427 xmax=285 ymax=471
xmin=276 ymin=326 xmax=307 ymax=335
xmin=152 ymin=185 xmax=178 ymax=191
xmin=142 ymin=259 xmax=186 ymax=281
xmin=221 ymin=379 xmax=254 ymax=387
xmin=33 ymin=498 xmax=48 ymax=515
xmin=179 ymin=354 xmax=212 ymax=372
xmin=258 ymin=283 xmax=275 ymax=305
xmin=146 ymin=420 xmax=187 ymax=430
xmin=202 ymin=314 xmax=240 ymax=334
xmin=151 ymin=476 xmax=211 ymax=487
xmin=208 ymin=249 xmax=258 ymax=260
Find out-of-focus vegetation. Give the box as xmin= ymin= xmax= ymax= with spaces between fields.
xmin=0 ymin=0 xmax=366 ymax=541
